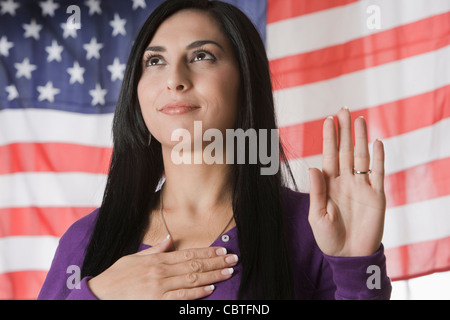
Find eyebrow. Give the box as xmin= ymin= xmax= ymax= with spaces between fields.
xmin=145 ymin=40 xmax=224 ymax=52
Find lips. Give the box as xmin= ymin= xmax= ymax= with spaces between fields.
xmin=159 ymin=101 xmax=200 ymax=115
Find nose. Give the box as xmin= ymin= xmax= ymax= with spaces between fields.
xmin=166 ymin=63 xmax=191 ymax=92
xmin=167 ymin=83 xmax=186 ymax=91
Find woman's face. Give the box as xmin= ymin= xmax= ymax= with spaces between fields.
xmin=137 ymin=9 xmax=241 ymax=149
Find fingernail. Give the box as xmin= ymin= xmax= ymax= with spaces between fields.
xmin=326 ymin=116 xmax=333 ymax=120
xmin=341 ymin=105 xmax=349 ymax=110
xmin=221 ymin=268 xmax=234 ymax=275
xmin=205 ymin=284 xmax=215 ymax=292
xmin=225 ymin=254 xmax=238 ymax=264
xmin=216 ymin=248 xmax=227 ymax=256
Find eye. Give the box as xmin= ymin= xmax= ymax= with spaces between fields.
xmin=144 ymin=54 xmax=164 ymax=67
xmin=192 ymin=51 xmax=216 ymax=62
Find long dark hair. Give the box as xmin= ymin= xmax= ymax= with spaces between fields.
xmin=81 ymin=0 xmax=297 ymax=299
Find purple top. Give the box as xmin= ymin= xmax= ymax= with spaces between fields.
xmin=38 ymin=188 xmax=391 ymax=300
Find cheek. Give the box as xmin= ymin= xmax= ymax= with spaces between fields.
xmin=137 ymin=80 xmax=148 ymax=121
xmin=138 ymin=78 xmax=157 ymax=117
xmin=137 ymin=78 xmax=160 ymax=136
xmin=137 ymin=76 xmax=190 ymax=145
xmin=214 ymin=71 xmax=240 ymax=126
xmin=137 ymin=77 xmax=152 ymax=112
xmin=199 ymin=69 xmax=240 ymax=126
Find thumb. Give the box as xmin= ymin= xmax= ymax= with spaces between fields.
xmin=308 ymin=168 xmax=328 ymax=221
xmin=136 ymin=235 xmax=173 ymax=255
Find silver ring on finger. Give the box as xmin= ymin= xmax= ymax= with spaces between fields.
xmin=353 ymin=168 xmax=372 ymax=175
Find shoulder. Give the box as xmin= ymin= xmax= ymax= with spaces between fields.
xmin=281 ymin=187 xmax=316 ymax=252
xmin=58 ymin=208 xmax=99 ymax=250
xmin=37 ymin=208 xmax=100 ymax=299
xmin=281 ymin=186 xmax=310 ymax=226
xmin=282 ymin=186 xmax=310 ymax=211
xmin=281 ymin=187 xmax=330 ymax=297
xmin=50 ymin=208 xmax=100 ymax=268
xmin=46 ymin=208 xmax=100 ymax=274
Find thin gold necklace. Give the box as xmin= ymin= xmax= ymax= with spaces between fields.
xmin=159 ymin=190 xmax=234 ymax=251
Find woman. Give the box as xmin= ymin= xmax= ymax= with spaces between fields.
xmin=38 ymin=0 xmax=391 ymax=300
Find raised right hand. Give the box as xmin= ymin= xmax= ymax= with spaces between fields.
xmin=87 ymin=235 xmax=238 ymax=300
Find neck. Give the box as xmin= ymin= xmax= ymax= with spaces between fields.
xmin=150 ymin=145 xmax=235 ymax=250
xmin=160 ymin=145 xmax=234 ymax=218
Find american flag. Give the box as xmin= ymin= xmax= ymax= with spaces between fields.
xmin=0 ymin=0 xmax=448 ymax=300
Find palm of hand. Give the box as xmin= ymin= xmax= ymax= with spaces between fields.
xmin=308 ymin=107 xmax=386 ymax=257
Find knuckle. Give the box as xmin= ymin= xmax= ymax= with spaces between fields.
xmin=206 ymin=248 xmax=216 ymax=258
xmin=176 ymin=289 xmax=188 ymax=299
xmin=355 ymin=151 xmax=370 ymax=159
xmin=150 ymin=277 xmax=164 ymax=293
xmin=212 ymin=270 xmax=226 ymax=282
xmin=145 ymin=254 xmax=161 ymax=267
xmin=149 ymin=264 xmax=166 ymax=277
xmin=185 ymin=272 xmax=199 ymax=285
xmin=189 ymin=259 xmax=203 ymax=273
xmin=183 ymin=250 xmax=194 ymax=261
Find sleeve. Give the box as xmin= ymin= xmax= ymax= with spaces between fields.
xmin=319 ymin=244 xmax=392 ymax=300
xmin=65 ymin=277 xmax=98 ymax=300
xmin=37 ymin=210 xmax=100 ymax=300
xmin=282 ymin=188 xmax=392 ymax=300
xmin=37 ymin=240 xmax=99 ymax=300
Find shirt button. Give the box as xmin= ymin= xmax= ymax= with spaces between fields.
xmin=221 ymin=235 xmax=230 ymax=242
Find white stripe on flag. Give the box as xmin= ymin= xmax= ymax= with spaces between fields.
xmin=0 ymin=236 xmax=59 ymax=273
xmin=383 ymin=195 xmax=450 ymax=249
xmin=274 ymin=45 xmax=450 ymax=127
xmin=288 ymin=117 xmax=450 ymax=190
xmin=382 ymin=117 xmax=450 ymax=174
xmin=267 ymin=0 xmax=450 ymax=60
xmin=0 ymin=108 xmax=114 ymax=147
xmin=0 ymin=172 xmax=107 ymax=208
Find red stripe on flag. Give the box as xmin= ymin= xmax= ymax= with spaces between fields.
xmin=0 ymin=143 xmax=112 ymax=174
xmin=0 ymin=271 xmax=48 ymax=300
xmin=267 ymin=0 xmax=358 ymax=24
xmin=386 ymin=236 xmax=450 ymax=281
xmin=385 ymin=157 xmax=450 ymax=209
xmin=279 ymin=85 xmax=450 ymax=160
xmin=0 ymin=207 xmax=95 ymax=238
xmin=270 ymin=13 xmax=450 ymax=90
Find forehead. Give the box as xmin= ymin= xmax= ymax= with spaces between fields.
xmin=149 ymin=9 xmax=228 ymax=47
